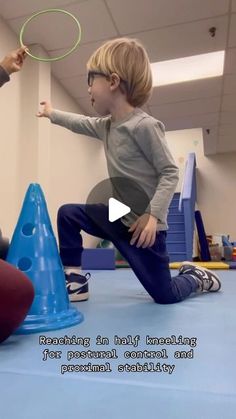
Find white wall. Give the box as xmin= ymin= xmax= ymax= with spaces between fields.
xmin=197 ymin=152 xmax=236 ymax=240
xmin=166 ymin=128 xmax=204 ymax=192
xmin=0 ymin=17 xmax=22 ymax=238
xmin=166 ymin=128 xmax=236 ymax=240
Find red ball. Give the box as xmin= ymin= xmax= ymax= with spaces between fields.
xmin=0 ymin=260 xmax=34 ymax=343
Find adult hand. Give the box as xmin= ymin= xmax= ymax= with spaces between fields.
xmin=37 ymin=101 xmax=53 ymax=118
xmin=128 ymin=213 xmax=158 ymax=248
xmin=0 ymin=46 xmax=28 ymax=75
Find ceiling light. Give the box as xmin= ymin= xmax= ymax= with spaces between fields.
xmin=151 ymin=51 xmax=225 ymax=86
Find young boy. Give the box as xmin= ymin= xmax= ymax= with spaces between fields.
xmin=38 ymin=38 xmax=221 ymax=303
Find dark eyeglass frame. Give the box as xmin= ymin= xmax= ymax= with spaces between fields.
xmin=87 ymin=71 xmax=129 ymax=91
xmin=87 ymin=71 xmax=109 ymax=87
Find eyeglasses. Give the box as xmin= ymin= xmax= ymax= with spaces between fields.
xmin=87 ymin=71 xmax=129 ymax=91
xmin=87 ymin=71 xmax=109 ymax=87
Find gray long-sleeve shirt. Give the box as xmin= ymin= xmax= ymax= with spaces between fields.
xmin=50 ymin=108 xmax=179 ymax=230
xmin=0 ymin=66 xmax=10 ymax=87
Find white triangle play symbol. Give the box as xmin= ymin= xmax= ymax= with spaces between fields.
xmin=108 ymin=198 xmax=131 ymax=222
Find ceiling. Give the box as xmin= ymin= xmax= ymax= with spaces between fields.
xmin=0 ymin=0 xmax=236 ymax=155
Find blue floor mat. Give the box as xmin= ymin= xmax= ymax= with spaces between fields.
xmin=0 ymin=269 xmax=235 ymax=419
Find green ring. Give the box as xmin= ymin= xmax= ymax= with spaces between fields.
xmin=19 ymin=8 xmax=82 ymax=62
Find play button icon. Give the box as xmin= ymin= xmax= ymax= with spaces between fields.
xmin=108 ymin=198 xmax=130 ymax=222
xmin=85 ymin=177 xmax=151 ymax=229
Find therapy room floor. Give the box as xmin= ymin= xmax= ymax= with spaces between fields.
xmin=0 ymin=268 xmax=236 ymax=419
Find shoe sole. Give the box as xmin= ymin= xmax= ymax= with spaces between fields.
xmin=179 ymin=261 xmax=221 ymax=292
xmin=69 ymin=291 xmax=89 ymax=302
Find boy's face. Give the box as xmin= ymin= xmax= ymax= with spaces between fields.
xmin=87 ymin=72 xmax=112 ymax=116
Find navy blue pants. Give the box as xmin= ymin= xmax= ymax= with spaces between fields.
xmin=57 ymin=204 xmax=197 ymax=304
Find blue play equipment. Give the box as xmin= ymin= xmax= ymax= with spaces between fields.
xmin=194 ymin=209 xmax=211 ymax=261
xmin=166 ymin=152 xmax=196 ymax=261
xmin=6 ymin=183 xmax=83 ymax=333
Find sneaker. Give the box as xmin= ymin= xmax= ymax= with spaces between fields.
xmin=65 ymin=272 xmax=90 ymax=302
xmin=179 ymin=262 xmax=221 ymax=292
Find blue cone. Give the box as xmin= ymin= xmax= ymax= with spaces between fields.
xmin=7 ymin=183 xmax=83 ymax=333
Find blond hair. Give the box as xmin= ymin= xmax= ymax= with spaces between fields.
xmin=87 ymin=38 xmax=153 ymax=107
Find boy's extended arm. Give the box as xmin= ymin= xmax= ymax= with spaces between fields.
xmin=50 ymin=109 xmax=108 ymax=140
xmin=134 ymin=118 xmax=179 ymax=223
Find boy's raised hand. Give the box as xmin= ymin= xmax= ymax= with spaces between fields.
xmin=128 ymin=213 xmax=158 ymax=248
xmin=37 ymin=101 xmax=53 ymax=118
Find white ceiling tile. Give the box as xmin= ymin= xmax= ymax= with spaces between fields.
xmin=191 ymin=113 xmax=219 ymax=128
xmin=159 ymin=113 xmax=219 ymax=131
xmin=137 ymin=17 xmax=228 ymax=63
xmin=60 ymin=74 xmax=89 ymax=99
xmin=224 ymin=48 xmax=236 ymax=73
xmin=217 ymin=135 xmax=236 ymax=152
xmin=51 ymin=40 xmax=103 ymax=78
xmin=220 ymin=111 xmax=236 ymax=124
xmin=219 ymin=123 xmax=236 ymax=137
xmin=149 ymin=97 xmax=221 ymax=120
xmin=106 ymin=0 xmax=229 ymax=34
xmin=0 ymin=0 xmax=85 ymax=19
xmin=149 ymin=77 xmax=223 ymax=106
xmin=219 ymin=124 xmax=236 ymax=136
xmin=7 ymin=11 xmax=83 ymax=51
xmin=228 ymin=14 xmax=236 ymax=47
xmin=232 ymin=0 xmax=236 ymax=13
xmin=65 ymin=0 xmax=118 ymax=43
xmin=221 ymin=95 xmax=236 ymax=111
xmin=162 ymin=119 xmax=191 ymax=131
xmin=7 ymin=1 xmax=118 ymax=50
xmin=169 ymin=113 xmax=219 ymax=130
xmin=223 ymin=74 xmax=236 ymax=94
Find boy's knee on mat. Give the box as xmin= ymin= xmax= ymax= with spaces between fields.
xmin=57 ymin=204 xmax=71 ymax=221
xmin=153 ymin=293 xmax=181 ymax=305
